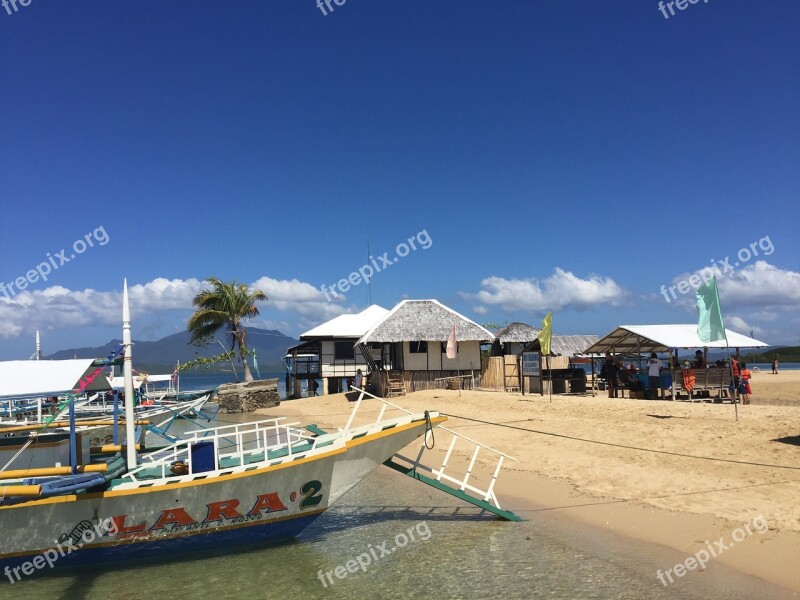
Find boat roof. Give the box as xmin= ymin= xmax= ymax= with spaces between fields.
xmin=0 ymin=359 xmax=95 ymax=399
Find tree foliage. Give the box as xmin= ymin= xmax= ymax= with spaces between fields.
xmin=187 ymin=277 xmax=267 ymax=382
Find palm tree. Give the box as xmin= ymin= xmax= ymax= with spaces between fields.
xmin=187 ymin=277 xmax=267 ymax=383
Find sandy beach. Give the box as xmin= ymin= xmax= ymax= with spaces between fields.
xmin=258 ymin=369 xmax=800 ymax=593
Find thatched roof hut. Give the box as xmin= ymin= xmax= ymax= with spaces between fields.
xmin=493 ymin=322 xmax=540 ymax=344
xmin=358 ymin=299 xmax=494 ymax=344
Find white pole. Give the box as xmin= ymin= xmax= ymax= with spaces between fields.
xmin=35 ymin=331 xmax=41 ymax=360
xmin=122 ymin=279 xmax=137 ymax=468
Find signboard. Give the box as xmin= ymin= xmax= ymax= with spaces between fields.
xmin=522 ymin=352 xmax=540 ymax=377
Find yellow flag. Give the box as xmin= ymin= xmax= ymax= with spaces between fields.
xmin=538 ymin=312 xmax=552 ymax=355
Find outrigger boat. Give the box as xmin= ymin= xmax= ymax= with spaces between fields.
xmin=0 ymin=281 xmax=516 ymax=579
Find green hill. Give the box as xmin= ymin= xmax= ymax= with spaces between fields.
xmin=742 ymin=346 xmax=800 ymax=363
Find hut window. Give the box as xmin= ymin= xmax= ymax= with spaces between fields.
xmin=334 ymin=342 xmax=355 ymax=360
xmin=409 ymin=341 xmax=428 ymax=354
xmin=440 ymin=342 xmax=458 ymax=354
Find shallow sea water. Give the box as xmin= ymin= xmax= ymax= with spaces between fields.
xmin=6 ymin=467 xmax=794 ymax=600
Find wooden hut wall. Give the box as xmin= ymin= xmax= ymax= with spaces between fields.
xmin=400 ymin=340 xmax=481 ymax=372
xmin=320 ymin=340 xmax=371 ymax=378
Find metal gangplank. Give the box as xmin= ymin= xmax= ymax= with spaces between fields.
xmin=308 ymin=386 xmax=521 ymax=522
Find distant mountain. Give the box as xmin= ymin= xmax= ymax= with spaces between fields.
xmin=46 ymin=328 xmax=298 ymax=374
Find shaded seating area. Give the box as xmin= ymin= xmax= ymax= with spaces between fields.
xmin=673 ymin=367 xmax=733 ymax=401
xmin=586 ymin=325 xmax=768 ymax=403
xmin=609 ymin=370 xmax=669 ymax=399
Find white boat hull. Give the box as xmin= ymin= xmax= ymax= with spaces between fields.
xmin=0 ymin=416 xmax=437 ymax=577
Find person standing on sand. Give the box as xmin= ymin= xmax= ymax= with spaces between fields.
xmin=354 ymin=369 xmax=363 ymax=390
xmin=740 ymin=362 xmax=752 ymax=404
xmin=647 ymin=352 xmax=661 ymax=400
xmin=772 ymin=357 xmax=779 ymax=374
xmin=603 ymin=352 xmax=619 ymax=398
xmin=730 ymin=354 xmax=741 ymax=401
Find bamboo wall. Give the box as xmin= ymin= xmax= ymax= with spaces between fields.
xmin=480 ymin=356 xmax=505 ymax=391
xmin=402 ymin=370 xmax=477 ymax=392
xmin=482 ymin=355 xmax=572 ymax=393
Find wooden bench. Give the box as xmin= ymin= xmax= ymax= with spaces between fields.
xmin=672 ymin=368 xmax=732 ymax=401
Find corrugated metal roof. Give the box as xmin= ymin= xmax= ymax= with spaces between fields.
xmin=358 ymin=299 xmax=494 ymax=343
xmin=300 ymin=305 xmax=389 ymax=339
xmin=550 ymin=335 xmax=600 ymax=356
xmin=522 ymin=335 xmax=599 ymax=356
xmin=585 ymin=325 xmax=769 ymax=354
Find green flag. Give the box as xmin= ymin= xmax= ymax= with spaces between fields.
xmin=696 ymin=277 xmax=726 ymax=343
xmin=538 ymin=312 xmax=552 ymax=355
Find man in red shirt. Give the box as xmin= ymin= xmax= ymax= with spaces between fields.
xmin=730 ymin=354 xmax=741 ymax=402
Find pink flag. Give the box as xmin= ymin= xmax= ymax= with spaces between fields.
xmin=446 ymin=324 xmax=458 ymax=359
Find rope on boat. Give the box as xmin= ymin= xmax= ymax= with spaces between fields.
xmin=423 ymin=410 xmax=435 ymax=450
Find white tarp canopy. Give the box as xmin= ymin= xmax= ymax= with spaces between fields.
xmin=585 ymin=325 xmax=769 ymax=355
xmin=0 ymin=359 xmax=95 ymax=399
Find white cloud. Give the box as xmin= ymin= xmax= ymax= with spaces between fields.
xmin=464 ymin=268 xmax=627 ymax=312
xmin=717 ymin=261 xmax=800 ymax=308
xmin=250 ymin=276 xmax=350 ymax=321
xmin=667 ymin=261 xmax=800 ymax=311
xmin=726 ymin=315 xmax=752 ymax=332
xmin=0 ymin=276 xmax=354 ymax=340
xmin=130 ymin=278 xmax=204 ymax=310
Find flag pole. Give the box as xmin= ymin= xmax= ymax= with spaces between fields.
xmin=726 ymin=338 xmax=739 ymax=422
xmin=536 ymin=312 xmax=554 ymax=403
xmin=456 ymin=350 xmax=461 ymax=398
xmin=697 ymin=276 xmax=737 ymax=422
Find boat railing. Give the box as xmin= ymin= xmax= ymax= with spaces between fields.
xmin=125 ymin=417 xmax=321 ymax=482
xmin=343 ymin=386 xmax=425 ymax=434
xmin=348 ymin=385 xmax=516 ymax=512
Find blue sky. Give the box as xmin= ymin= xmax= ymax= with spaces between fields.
xmin=1 ymin=0 xmax=798 ymax=359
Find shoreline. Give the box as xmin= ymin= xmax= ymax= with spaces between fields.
xmin=256 ymin=371 xmax=800 ymax=594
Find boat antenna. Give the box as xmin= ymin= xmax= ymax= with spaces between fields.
xmin=367 ymin=239 xmax=372 ymax=305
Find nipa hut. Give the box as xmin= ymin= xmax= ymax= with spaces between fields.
xmin=491 ymin=322 xmax=541 ymax=357
xmin=356 ymin=299 xmax=494 ymax=394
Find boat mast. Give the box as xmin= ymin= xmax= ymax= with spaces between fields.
xmin=122 ymin=279 xmax=137 ymax=468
